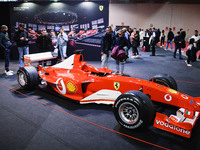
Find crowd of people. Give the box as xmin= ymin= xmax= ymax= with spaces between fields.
xmin=101 ymin=26 xmax=200 ymax=74
xmin=0 ymin=24 xmax=68 ymax=76
xmin=0 ymin=24 xmax=200 ymax=76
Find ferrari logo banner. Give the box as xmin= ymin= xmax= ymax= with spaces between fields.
xmin=114 ymin=82 xmax=120 ymax=90
xmin=99 ymin=5 xmax=104 ymax=11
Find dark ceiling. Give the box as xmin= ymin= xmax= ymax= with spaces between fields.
xmin=17 ymin=0 xmax=200 ymax=4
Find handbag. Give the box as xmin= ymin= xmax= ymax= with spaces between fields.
xmin=117 ymin=49 xmax=127 ymax=61
xmin=111 ymin=46 xmax=119 ymax=60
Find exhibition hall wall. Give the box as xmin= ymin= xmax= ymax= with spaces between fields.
xmin=109 ymin=3 xmax=200 ymax=40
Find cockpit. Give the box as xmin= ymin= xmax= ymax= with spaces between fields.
xmin=52 ymin=53 xmax=112 ymax=77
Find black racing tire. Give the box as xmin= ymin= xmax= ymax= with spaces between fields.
xmin=17 ymin=66 xmax=39 ymax=90
xmin=114 ymin=90 xmax=154 ymax=130
xmin=150 ymin=74 xmax=177 ymax=90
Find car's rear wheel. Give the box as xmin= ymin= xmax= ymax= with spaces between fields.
xmin=150 ymin=74 xmax=177 ymax=90
xmin=17 ymin=66 xmax=39 ymax=90
xmin=114 ymin=90 xmax=154 ymax=130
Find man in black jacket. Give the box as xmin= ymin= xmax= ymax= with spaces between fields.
xmin=36 ymin=29 xmax=52 ymax=52
xmin=150 ymin=28 xmax=157 ymax=56
xmin=165 ymin=28 xmax=174 ymax=50
xmin=0 ymin=25 xmax=13 ymax=75
xmin=174 ymin=32 xmax=183 ymax=59
xmin=101 ymin=26 xmax=115 ymax=68
xmin=14 ymin=24 xmax=29 ymax=68
xmin=144 ymin=28 xmax=151 ymax=52
xmin=36 ymin=29 xmax=52 ymax=66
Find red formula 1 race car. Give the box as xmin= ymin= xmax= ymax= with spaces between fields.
xmin=17 ymin=50 xmax=200 ymax=138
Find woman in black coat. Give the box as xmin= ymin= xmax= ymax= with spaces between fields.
xmin=113 ymin=30 xmax=130 ymax=75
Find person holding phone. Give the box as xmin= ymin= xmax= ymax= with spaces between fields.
xmin=56 ymin=28 xmax=68 ymax=60
xmin=14 ymin=24 xmax=29 ymax=68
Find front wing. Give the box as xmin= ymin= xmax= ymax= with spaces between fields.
xmin=154 ymin=108 xmax=200 ymax=138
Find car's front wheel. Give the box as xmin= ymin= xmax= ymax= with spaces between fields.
xmin=114 ymin=90 xmax=154 ymax=130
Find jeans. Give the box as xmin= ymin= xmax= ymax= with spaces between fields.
xmin=174 ymin=46 xmax=182 ymax=58
xmin=5 ymin=49 xmax=10 ymax=72
xmin=59 ymin=45 xmax=67 ymax=60
xmin=18 ymin=46 xmax=29 ymax=67
xmin=116 ymin=60 xmax=125 ymax=72
xmin=101 ymin=51 xmax=111 ymax=68
xmin=166 ymin=40 xmax=173 ymax=50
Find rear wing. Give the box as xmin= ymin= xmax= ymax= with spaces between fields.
xmin=24 ymin=52 xmax=57 ymax=66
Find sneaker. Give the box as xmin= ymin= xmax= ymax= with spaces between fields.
xmin=5 ymin=70 xmax=13 ymax=76
xmin=185 ymin=60 xmax=192 ymax=66
xmin=5 ymin=70 xmax=14 ymax=73
xmin=185 ymin=60 xmax=188 ymax=65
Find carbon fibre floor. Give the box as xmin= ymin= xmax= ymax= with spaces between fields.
xmin=0 ymin=47 xmax=200 ymax=150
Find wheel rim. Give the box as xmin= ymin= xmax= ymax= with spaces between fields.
xmin=19 ymin=72 xmax=26 ymax=86
xmin=118 ymin=102 xmax=139 ymax=125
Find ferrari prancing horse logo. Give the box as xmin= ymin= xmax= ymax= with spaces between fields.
xmin=114 ymin=82 xmax=120 ymax=90
xmin=99 ymin=5 xmax=104 ymax=11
